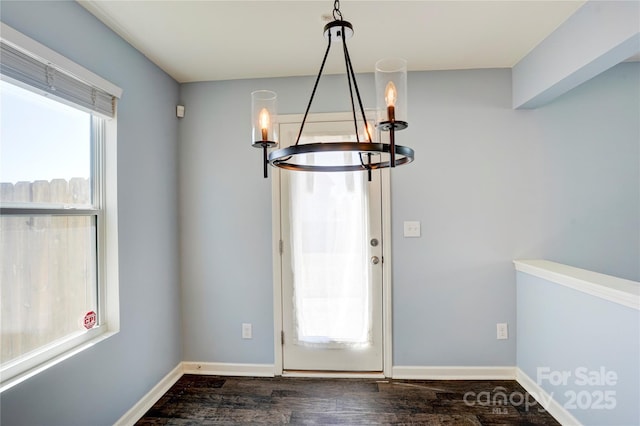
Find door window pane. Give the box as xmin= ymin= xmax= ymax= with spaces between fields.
xmin=289 ymin=150 xmax=372 ymax=347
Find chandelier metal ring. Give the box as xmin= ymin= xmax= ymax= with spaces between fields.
xmin=269 ymin=142 xmax=414 ymax=172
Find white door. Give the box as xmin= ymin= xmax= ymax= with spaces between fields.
xmin=279 ymin=118 xmax=384 ymax=372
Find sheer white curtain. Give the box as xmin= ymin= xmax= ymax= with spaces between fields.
xmin=289 ymin=149 xmax=372 ymax=348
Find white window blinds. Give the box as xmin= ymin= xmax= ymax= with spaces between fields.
xmin=0 ymin=40 xmax=117 ymax=118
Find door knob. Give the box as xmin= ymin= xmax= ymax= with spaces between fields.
xmin=371 ymin=256 xmax=380 ymax=265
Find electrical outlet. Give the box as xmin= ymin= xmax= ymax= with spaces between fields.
xmin=242 ymin=323 xmax=252 ymax=339
xmin=403 ymin=221 xmax=421 ymax=237
xmin=497 ymin=323 xmax=508 ymax=340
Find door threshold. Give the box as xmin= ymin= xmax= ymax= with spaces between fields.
xmin=282 ymin=370 xmax=386 ymax=379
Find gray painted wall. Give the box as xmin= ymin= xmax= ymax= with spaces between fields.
xmin=179 ymin=63 xmax=639 ymax=366
xmin=1 ymin=2 xmax=182 ymax=425
xmin=517 ymin=271 xmax=639 ymax=425
xmin=392 ymin=64 xmax=639 ymax=366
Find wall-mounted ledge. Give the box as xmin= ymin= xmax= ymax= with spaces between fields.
xmin=514 ymin=259 xmax=639 ymax=311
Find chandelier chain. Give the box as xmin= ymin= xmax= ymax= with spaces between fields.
xmin=333 ymin=0 xmax=343 ymax=20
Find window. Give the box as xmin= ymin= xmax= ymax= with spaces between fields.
xmin=0 ymin=23 xmax=121 ymax=391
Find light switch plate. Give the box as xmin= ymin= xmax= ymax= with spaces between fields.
xmin=497 ymin=323 xmax=508 ymax=340
xmin=403 ymin=221 xmax=421 ymax=237
xmin=242 ymin=323 xmax=252 ymax=339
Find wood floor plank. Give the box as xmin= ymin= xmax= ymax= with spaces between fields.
xmin=271 ymin=396 xmax=338 ymax=412
xmin=136 ymin=375 xmax=561 ymax=425
xmin=206 ymin=407 xmax=292 ymax=424
xmin=336 ymin=395 xmax=437 ymax=414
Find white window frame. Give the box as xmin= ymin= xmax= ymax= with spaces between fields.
xmin=0 ymin=23 xmax=121 ymax=392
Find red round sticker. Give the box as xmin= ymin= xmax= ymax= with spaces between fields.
xmin=83 ymin=311 xmax=97 ymax=329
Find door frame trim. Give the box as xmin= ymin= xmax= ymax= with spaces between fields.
xmin=271 ymin=112 xmax=393 ymax=377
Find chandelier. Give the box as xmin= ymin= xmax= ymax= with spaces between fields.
xmin=251 ymin=0 xmax=414 ymax=178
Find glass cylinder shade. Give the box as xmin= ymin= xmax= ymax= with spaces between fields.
xmin=375 ymin=58 xmax=408 ymax=127
xmin=251 ymin=90 xmax=278 ymax=145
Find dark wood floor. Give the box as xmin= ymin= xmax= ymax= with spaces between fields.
xmin=136 ymin=374 xmax=560 ymax=425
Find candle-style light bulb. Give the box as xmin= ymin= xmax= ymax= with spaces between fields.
xmin=385 ymin=81 xmax=397 ymax=122
xmin=259 ymin=108 xmax=270 ymax=141
xmin=364 ymin=122 xmax=374 ymax=142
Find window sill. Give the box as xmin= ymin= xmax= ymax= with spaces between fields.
xmin=0 ymin=327 xmax=118 ymax=393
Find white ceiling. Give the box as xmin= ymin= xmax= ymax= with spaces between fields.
xmin=78 ymin=0 xmax=588 ymax=83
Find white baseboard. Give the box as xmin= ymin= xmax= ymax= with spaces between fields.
xmin=114 ymin=363 xmax=184 ymax=426
xmin=392 ymin=366 xmax=516 ymax=380
xmin=516 ymin=368 xmax=582 ymax=426
xmin=182 ymin=361 xmax=275 ymax=377
xmin=282 ymin=371 xmax=386 ymax=379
